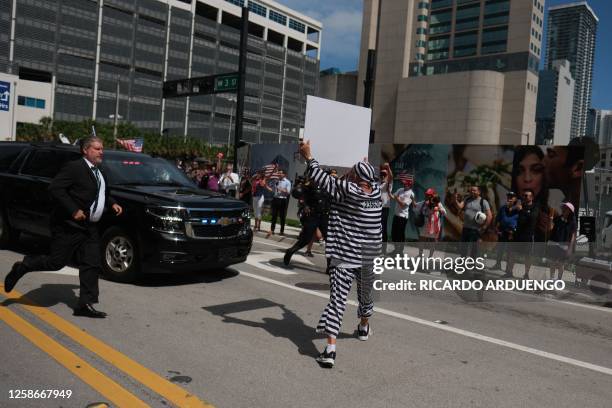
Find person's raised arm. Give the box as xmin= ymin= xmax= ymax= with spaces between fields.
xmin=299 ymin=140 xmax=349 ymax=201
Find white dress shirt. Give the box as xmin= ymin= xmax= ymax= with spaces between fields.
xmin=84 ymin=158 xmax=105 ymax=222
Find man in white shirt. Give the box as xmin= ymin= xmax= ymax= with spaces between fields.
xmin=266 ymin=170 xmax=292 ymax=237
xmin=391 ymin=177 xmax=415 ymax=255
xmin=219 ymin=163 xmax=240 ymax=198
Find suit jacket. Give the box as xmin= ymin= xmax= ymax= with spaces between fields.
xmin=49 ymin=158 xmax=117 ymax=227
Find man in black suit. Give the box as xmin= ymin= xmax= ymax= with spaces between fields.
xmin=4 ymin=136 xmax=123 ymax=318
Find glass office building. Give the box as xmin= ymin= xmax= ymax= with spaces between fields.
xmin=546 ymin=2 xmax=598 ymax=139
xmin=358 ymin=0 xmax=545 ymax=145
xmin=0 ymin=0 xmax=322 ymax=144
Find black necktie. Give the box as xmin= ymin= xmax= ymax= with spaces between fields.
xmin=91 ymin=167 xmax=101 ymax=220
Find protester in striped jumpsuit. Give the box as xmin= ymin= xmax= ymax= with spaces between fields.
xmin=299 ymin=141 xmax=382 ymax=368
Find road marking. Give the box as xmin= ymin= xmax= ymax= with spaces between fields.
xmin=252 ymin=243 xmax=612 ymax=315
xmin=0 ymin=285 xmax=213 ymax=408
xmin=232 ymin=269 xmax=612 ymax=377
xmin=0 ymin=303 xmax=148 ymax=407
xmin=253 ymin=237 xmax=293 ymax=249
xmin=244 ymin=251 xmax=297 ymax=275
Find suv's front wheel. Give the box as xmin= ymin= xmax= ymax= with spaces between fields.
xmin=100 ymin=227 xmax=140 ymax=283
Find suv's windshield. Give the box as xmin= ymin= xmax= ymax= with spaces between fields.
xmin=102 ymin=155 xmax=195 ymax=188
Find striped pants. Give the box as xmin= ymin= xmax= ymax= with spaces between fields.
xmin=316 ymin=264 xmax=374 ymax=338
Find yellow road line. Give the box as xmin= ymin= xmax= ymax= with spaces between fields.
xmin=0 ymin=286 xmax=213 ymax=408
xmin=0 ymin=304 xmax=148 ymax=408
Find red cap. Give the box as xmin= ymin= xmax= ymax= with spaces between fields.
xmin=425 ymin=188 xmax=436 ymax=196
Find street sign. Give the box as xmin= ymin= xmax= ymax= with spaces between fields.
xmin=214 ymin=74 xmax=239 ymax=93
xmin=0 ymin=81 xmax=10 ymax=111
xmin=162 ymin=72 xmax=239 ymax=98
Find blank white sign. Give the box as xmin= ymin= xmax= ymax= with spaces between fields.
xmin=304 ymin=96 xmax=372 ymax=168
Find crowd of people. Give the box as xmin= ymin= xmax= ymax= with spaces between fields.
xmin=176 ymin=146 xmax=579 ymax=285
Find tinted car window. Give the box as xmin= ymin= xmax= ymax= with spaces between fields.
xmin=102 ymin=155 xmax=195 ymax=187
xmin=21 ymin=150 xmax=80 ymax=178
xmin=0 ymin=144 xmax=27 ymax=171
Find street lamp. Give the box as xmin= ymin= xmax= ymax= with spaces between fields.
xmin=109 ymin=114 xmax=123 ymax=147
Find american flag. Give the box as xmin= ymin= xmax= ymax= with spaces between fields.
xmin=398 ymin=173 xmax=414 ymax=184
xmin=263 ymin=163 xmax=277 ymax=178
xmin=117 ymin=138 xmax=144 ymax=153
xmin=268 ymin=170 xmax=284 ymax=180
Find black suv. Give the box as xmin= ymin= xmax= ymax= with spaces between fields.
xmin=0 ymin=142 xmax=252 ymax=282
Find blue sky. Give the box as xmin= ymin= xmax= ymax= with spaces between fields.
xmin=281 ymin=0 xmax=611 ymax=109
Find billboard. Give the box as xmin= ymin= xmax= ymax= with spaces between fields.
xmin=381 ymin=144 xmax=585 ymax=243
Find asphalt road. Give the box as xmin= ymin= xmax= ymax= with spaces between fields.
xmin=1 ymin=231 xmax=612 ymax=408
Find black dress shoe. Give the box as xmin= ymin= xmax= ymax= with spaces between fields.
xmin=283 ymin=246 xmax=299 ymax=266
xmin=4 ymin=262 xmax=26 ymax=293
xmin=73 ymin=304 xmax=107 ymax=318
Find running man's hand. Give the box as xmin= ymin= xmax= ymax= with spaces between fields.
xmin=112 ymin=203 xmax=123 ymax=216
xmin=73 ymin=209 xmax=86 ymax=221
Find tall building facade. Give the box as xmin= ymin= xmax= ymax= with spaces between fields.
xmin=357 ymin=0 xmax=545 ymax=145
xmin=535 ymin=59 xmax=574 ymax=145
xmin=0 ymin=0 xmax=322 ymax=144
xmin=587 ymin=109 xmax=612 ymax=145
xmin=545 ymin=2 xmax=598 ymax=139
xmin=318 ymin=68 xmax=358 ymax=105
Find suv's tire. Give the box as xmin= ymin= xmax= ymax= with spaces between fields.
xmin=100 ymin=227 xmax=140 ymax=283
xmin=0 ymin=208 xmax=20 ymax=249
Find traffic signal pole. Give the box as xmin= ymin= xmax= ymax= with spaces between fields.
xmin=234 ymin=6 xmax=249 ymax=169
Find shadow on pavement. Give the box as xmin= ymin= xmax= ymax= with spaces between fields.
xmin=134 ymin=268 xmax=239 ymax=288
xmin=203 ymin=298 xmax=351 ymax=358
xmin=1 ymin=283 xmax=80 ymax=309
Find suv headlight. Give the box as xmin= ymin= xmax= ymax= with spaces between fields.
xmin=242 ymin=208 xmax=251 ymax=225
xmin=146 ymin=207 xmax=187 ymax=234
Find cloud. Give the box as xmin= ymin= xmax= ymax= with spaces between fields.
xmin=276 ymin=0 xmax=363 ymax=70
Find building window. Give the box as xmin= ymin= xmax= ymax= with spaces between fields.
xmin=484 ymin=0 xmax=510 ymax=26
xmin=415 ymin=53 xmax=425 ymax=61
xmin=248 ymin=1 xmax=267 ymax=17
xmin=481 ymin=26 xmax=508 ymax=54
xmin=17 ymin=95 xmax=45 ymax=109
xmin=289 ymin=19 xmax=306 ymax=33
xmin=417 ymin=15 xmax=428 ymax=22
xmin=269 ymin=10 xmax=287 ymax=26
xmin=429 ymin=9 xmax=452 ymax=34
xmin=455 ymin=3 xmax=480 ymax=32
xmin=431 ymin=0 xmax=451 ymax=9
xmin=416 ymin=40 xmax=427 ymax=48
xmin=427 ymin=35 xmax=450 ymax=61
xmin=453 ymin=31 xmax=478 ymax=57
xmin=416 ymin=27 xmax=427 ymax=35
xmin=225 ymin=0 xmax=245 ymax=7
xmin=418 ymin=2 xmax=429 ymax=10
